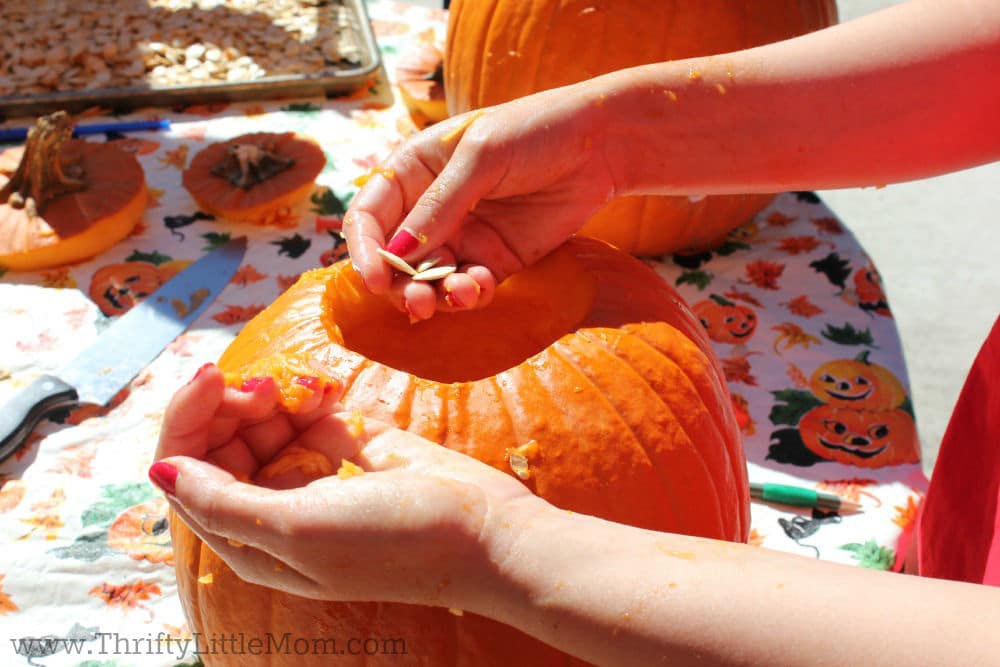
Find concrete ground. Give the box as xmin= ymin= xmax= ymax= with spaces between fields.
xmin=400 ymin=0 xmax=1000 ymax=474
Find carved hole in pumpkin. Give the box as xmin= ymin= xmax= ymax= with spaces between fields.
xmin=323 ymin=247 xmax=598 ymax=383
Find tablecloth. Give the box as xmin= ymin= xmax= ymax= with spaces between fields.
xmin=0 ymin=2 xmax=927 ymax=664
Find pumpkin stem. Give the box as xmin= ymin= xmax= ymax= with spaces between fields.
xmin=854 ymin=350 xmax=873 ymax=364
xmin=0 ymin=111 xmax=86 ymax=217
xmin=210 ymin=142 xmax=294 ymax=189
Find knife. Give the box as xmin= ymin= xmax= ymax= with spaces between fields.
xmin=0 ymin=236 xmax=248 ymax=464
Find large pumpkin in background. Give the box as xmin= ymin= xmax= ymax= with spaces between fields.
xmin=445 ymin=0 xmax=838 ymax=255
xmin=170 ymin=238 xmax=748 ymax=666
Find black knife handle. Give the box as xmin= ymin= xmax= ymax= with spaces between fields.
xmin=0 ymin=375 xmax=79 ymax=464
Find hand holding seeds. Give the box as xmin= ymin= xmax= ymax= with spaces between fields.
xmin=342 ymin=92 xmax=620 ymax=322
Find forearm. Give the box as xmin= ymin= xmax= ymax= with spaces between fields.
xmin=594 ymin=0 xmax=1000 ymax=195
xmin=472 ymin=502 xmax=998 ymax=666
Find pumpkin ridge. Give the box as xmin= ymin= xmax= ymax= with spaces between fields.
xmin=548 ymin=338 xmax=685 ymax=532
xmin=473 ymin=0 xmax=503 ymax=110
xmin=627 ymin=325 xmax=747 ymax=538
xmin=579 ymin=328 xmax=730 ymax=539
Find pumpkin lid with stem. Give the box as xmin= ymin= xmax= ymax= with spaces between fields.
xmin=182 ymin=132 xmax=325 ymax=224
xmin=396 ymin=41 xmax=448 ymax=127
xmin=0 ymin=111 xmax=147 ymax=272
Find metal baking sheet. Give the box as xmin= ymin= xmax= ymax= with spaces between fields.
xmin=0 ymin=0 xmax=382 ymax=120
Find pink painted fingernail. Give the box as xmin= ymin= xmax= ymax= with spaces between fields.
xmin=444 ymin=288 xmax=466 ymax=309
xmin=295 ymin=376 xmax=322 ymax=391
xmin=403 ymin=300 xmax=422 ymax=325
xmin=149 ymin=462 xmax=178 ymax=495
xmin=385 ymin=229 xmax=420 ymax=257
xmin=240 ymin=377 xmax=274 ymax=393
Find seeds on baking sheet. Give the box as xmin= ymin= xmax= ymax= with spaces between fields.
xmin=0 ymin=0 xmax=365 ymax=96
xmin=376 ymin=248 xmax=417 ymax=276
xmin=411 ymin=265 xmax=457 ymax=282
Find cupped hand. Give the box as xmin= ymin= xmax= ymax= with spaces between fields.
xmin=153 ymin=364 xmax=541 ymax=609
xmin=345 ymin=84 xmax=617 ymax=320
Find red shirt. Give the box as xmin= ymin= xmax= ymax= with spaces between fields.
xmin=918 ymin=314 xmax=1000 ymax=584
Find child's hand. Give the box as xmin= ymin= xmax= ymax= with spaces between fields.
xmin=152 ymin=364 xmax=541 ymax=608
xmin=344 ymin=86 xmax=617 ymax=321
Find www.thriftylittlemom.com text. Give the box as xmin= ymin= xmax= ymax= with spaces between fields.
xmin=11 ymin=631 xmax=408 ymax=661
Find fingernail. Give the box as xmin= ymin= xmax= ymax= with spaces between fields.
xmin=241 ymin=377 xmax=274 ymax=393
xmin=187 ymin=363 xmax=214 ymax=386
xmin=149 ymin=462 xmax=178 ymax=495
xmin=404 ymin=300 xmax=421 ymax=325
xmin=385 ymin=229 xmax=420 ymax=257
xmin=444 ymin=288 xmax=466 ymax=309
xmin=295 ymin=376 xmax=322 ymax=391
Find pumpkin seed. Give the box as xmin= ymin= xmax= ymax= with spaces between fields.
xmin=415 ymin=257 xmax=441 ymax=273
xmin=411 ymin=265 xmax=457 ymax=282
xmin=376 ymin=248 xmax=417 ymax=275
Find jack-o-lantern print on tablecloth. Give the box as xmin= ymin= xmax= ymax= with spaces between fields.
xmin=693 ymin=294 xmax=758 ymax=344
xmin=809 ymin=351 xmax=906 ymax=411
xmin=799 ymin=404 xmax=919 ymax=468
xmin=87 ymin=257 xmax=191 ymax=316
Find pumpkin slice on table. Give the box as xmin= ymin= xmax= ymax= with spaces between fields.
xmin=170 ymin=237 xmax=749 ymax=667
xmin=182 ymin=132 xmax=325 ymax=225
xmin=0 ymin=112 xmax=147 ymax=272
xmin=445 ymin=0 xmax=838 ymax=255
xmin=396 ymin=42 xmax=448 ymax=128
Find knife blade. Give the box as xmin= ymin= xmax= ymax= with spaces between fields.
xmin=0 ymin=236 xmax=248 ymax=463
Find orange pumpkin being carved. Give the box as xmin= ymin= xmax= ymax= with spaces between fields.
xmin=182 ymin=132 xmax=325 ymax=225
xmin=809 ymin=351 xmax=906 ymax=411
xmin=170 ymin=237 xmax=749 ymax=666
xmin=0 ymin=112 xmax=147 ymax=272
xmin=444 ymin=0 xmax=837 ymax=255
xmin=799 ymin=404 xmax=919 ymax=468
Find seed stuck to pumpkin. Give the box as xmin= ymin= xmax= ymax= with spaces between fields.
xmin=198 ymin=573 xmax=214 ymax=585
xmin=0 ymin=111 xmax=147 ymax=272
xmin=182 ymin=132 xmax=325 ymax=225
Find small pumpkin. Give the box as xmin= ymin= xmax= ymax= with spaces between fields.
xmin=88 ymin=261 xmax=169 ymax=316
xmin=171 ymin=237 xmax=748 ymax=666
xmin=445 ymin=0 xmax=837 ymax=256
xmin=182 ymin=132 xmax=325 ymax=225
xmin=0 ymin=112 xmax=147 ymax=272
xmin=799 ymin=404 xmax=919 ymax=468
xmin=809 ymin=351 xmax=906 ymax=411
xmin=692 ymin=294 xmax=757 ymax=344
xmin=395 ymin=41 xmax=449 ymax=128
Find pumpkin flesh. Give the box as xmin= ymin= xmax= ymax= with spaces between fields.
xmin=174 ymin=238 xmax=748 ymax=665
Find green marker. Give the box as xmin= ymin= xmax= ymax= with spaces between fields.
xmin=750 ymin=482 xmax=863 ymax=514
